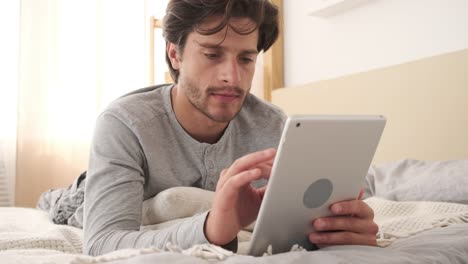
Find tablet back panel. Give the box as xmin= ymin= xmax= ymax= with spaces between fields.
xmin=247 ymin=115 xmax=386 ymax=256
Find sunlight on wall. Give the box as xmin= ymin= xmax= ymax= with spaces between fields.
xmin=0 ymin=1 xmax=20 ymax=206
xmin=16 ymin=0 xmax=148 ymax=207
xmin=44 ymin=1 xmax=97 ymax=142
xmin=36 ymin=1 xmax=147 ymax=142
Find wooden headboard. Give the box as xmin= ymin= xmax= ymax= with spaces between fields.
xmin=272 ymin=48 xmax=468 ymax=164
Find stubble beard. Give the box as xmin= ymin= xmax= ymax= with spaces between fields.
xmin=183 ymin=78 xmax=248 ymax=123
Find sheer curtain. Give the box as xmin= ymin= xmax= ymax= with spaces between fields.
xmin=16 ymin=0 xmax=149 ymax=207
xmin=0 ymin=2 xmax=20 ymax=206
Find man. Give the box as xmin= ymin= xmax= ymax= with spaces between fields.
xmin=83 ymin=0 xmax=378 ymax=256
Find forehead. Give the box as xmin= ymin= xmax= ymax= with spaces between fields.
xmin=187 ymin=16 xmax=259 ymax=51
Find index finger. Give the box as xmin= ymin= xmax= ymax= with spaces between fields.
xmin=226 ymin=148 xmax=276 ymax=177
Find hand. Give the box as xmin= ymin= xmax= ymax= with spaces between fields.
xmin=204 ymin=148 xmax=276 ymax=246
xmin=308 ymin=197 xmax=378 ymax=248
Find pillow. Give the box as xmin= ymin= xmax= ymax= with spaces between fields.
xmin=141 ymin=186 xmax=256 ymax=231
xmin=363 ymin=159 xmax=468 ymax=204
xmin=141 ymin=187 xmax=214 ymax=225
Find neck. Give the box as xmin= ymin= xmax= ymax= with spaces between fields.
xmin=171 ymin=85 xmax=228 ymax=144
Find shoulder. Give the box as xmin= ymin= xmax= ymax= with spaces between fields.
xmin=235 ymin=94 xmax=287 ymax=138
xmin=101 ymin=84 xmax=172 ymax=128
xmin=228 ymin=94 xmax=287 ymax=156
xmin=237 ymin=93 xmax=287 ymax=130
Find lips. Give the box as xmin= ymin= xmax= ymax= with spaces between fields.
xmin=210 ymin=92 xmax=241 ymax=102
xmin=207 ymin=86 xmax=244 ymax=103
xmin=211 ymin=92 xmax=240 ymax=98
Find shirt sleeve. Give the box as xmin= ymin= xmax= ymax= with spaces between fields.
xmin=83 ymin=112 xmax=210 ymax=256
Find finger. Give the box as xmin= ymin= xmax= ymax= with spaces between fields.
xmin=218 ymin=159 xmax=273 ymax=190
xmin=313 ymin=217 xmax=379 ymax=235
xmin=220 ymin=169 xmax=228 ymax=177
xmin=216 ymin=168 xmax=229 ymax=189
xmin=215 ymin=168 xmax=263 ymax=207
xmin=357 ymin=188 xmax=364 ymax=200
xmin=259 ymin=158 xmax=275 ymax=167
xmin=220 ymin=149 xmax=275 ymax=189
xmin=330 ymin=200 xmax=374 ymax=219
xmin=219 ymin=161 xmax=272 ymax=189
xmin=255 ymin=185 xmax=267 ymax=199
xmin=224 ymin=168 xmax=263 ymax=191
xmin=255 ymin=185 xmax=267 ymax=193
xmin=309 ymin=231 xmax=377 ymax=246
xmin=254 ymin=163 xmax=273 ymax=179
xmin=226 ymin=149 xmax=276 ymax=177
xmin=315 ymin=243 xmax=330 ymax=249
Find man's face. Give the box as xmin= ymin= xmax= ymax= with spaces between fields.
xmin=169 ymin=17 xmax=259 ymax=123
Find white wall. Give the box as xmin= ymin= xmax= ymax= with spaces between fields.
xmin=283 ymin=0 xmax=468 ymax=87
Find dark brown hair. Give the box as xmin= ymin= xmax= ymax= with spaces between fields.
xmin=162 ymin=0 xmax=279 ymax=83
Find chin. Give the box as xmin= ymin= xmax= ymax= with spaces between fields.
xmin=209 ymin=108 xmax=240 ymax=123
xmin=209 ymin=113 xmax=236 ymax=123
xmin=204 ymin=99 xmax=245 ymax=123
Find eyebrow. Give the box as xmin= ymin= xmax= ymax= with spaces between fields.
xmin=196 ymin=41 xmax=259 ymax=55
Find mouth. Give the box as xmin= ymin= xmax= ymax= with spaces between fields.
xmin=210 ymin=92 xmax=242 ymax=103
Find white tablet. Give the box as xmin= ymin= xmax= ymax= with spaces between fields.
xmin=247 ymin=115 xmax=386 ymax=256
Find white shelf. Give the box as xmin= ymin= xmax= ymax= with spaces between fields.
xmin=307 ymin=0 xmax=374 ymax=17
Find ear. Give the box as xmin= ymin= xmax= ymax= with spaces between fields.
xmin=167 ymin=42 xmax=180 ymax=70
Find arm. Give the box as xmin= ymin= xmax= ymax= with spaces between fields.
xmin=83 ymin=113 xmax=209 ymax=256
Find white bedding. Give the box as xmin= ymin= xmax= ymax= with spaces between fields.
xmin=2 ymin=203 xmax=467 ymax=264
xmin=0 ymin=207 xmax=82 ymax=264
xmin=1 ymin=159 xmax=468 ymax=264
xmin=0 ymin=207 xmax=82 ymax=253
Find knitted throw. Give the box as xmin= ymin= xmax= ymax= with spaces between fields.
xmin=365 ymin=197 xmax=468 ymax=247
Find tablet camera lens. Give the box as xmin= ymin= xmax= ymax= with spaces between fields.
xmin=296 ymin=123 xmax=301 ymax=127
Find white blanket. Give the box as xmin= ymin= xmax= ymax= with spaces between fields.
xmin=73 ymin=196 xmax=468 ymax=262
xmin=366 ymin=197 xmax=468 ymax=247
xmin=2 ymin=196 xmax=468 ymax=264
xmin=0 ymin=207 xmax=82 ymax=253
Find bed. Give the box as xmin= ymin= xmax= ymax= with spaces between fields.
xmin=2 ymin=161 xmax=468 ymax=264
xmin=2 ymin=49 xmax=468 ymax=263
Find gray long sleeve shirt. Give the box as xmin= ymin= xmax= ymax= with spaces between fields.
xmin=83 ymin=84 xmax=286 ymax=256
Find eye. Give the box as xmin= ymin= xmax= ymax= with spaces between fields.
xmin=204 ymin=53 xmax=218 ymax=59
xmin=240 ymin=57 xmax=254 ymax=64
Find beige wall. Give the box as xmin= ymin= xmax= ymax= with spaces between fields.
xmin=283 ymin=0 xmax=468 ymax=86
xmin=273 ymin=48 xmax=468 ymax=164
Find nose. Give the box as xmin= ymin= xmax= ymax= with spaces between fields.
xmin=219 ymin=57 xmax=241 ymax=86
